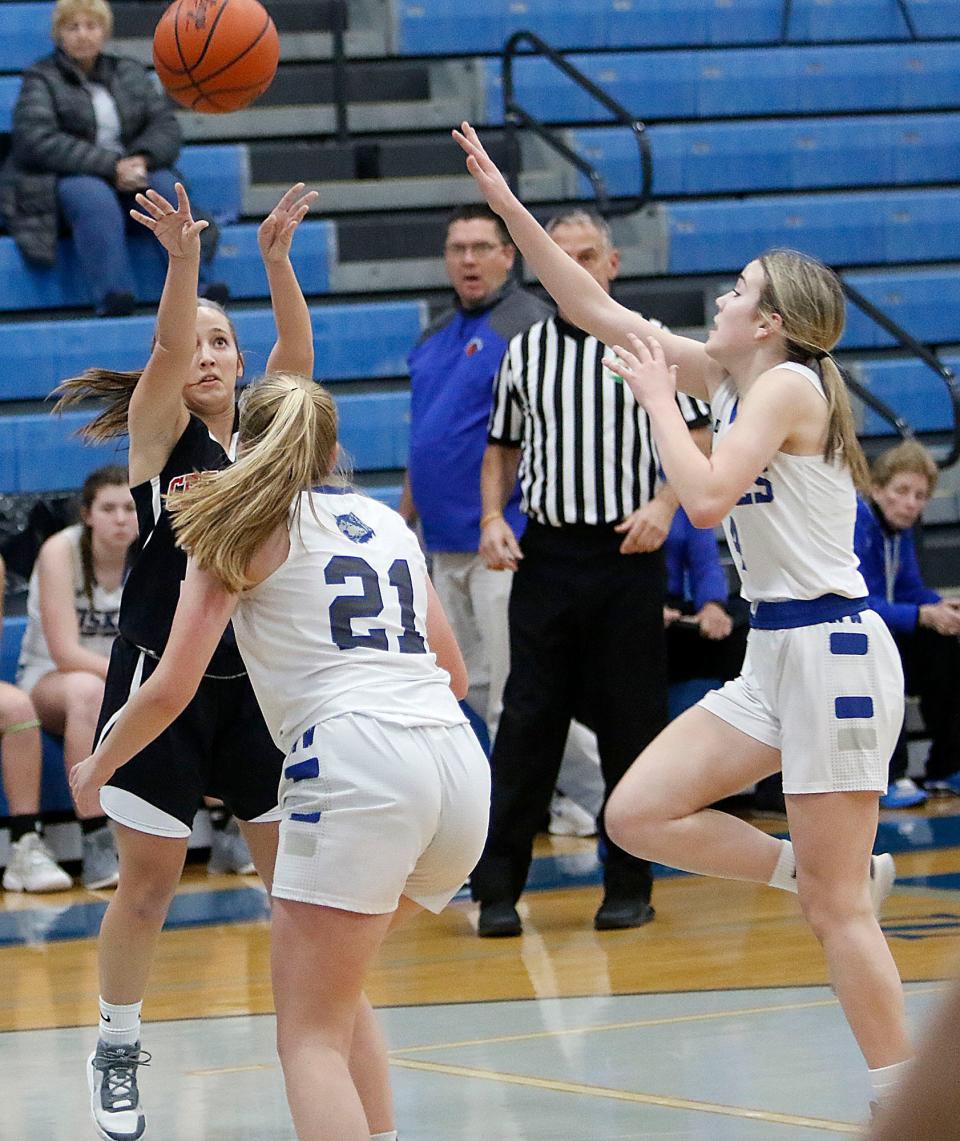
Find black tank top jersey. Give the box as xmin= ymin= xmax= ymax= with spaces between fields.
xmin=119 ymin=412 xmax=245 ymax=677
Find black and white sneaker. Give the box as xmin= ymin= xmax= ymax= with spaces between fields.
xmin=87 ymin=1040 xmax=150 ymax=1139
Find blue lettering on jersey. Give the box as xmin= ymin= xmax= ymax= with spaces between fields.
xmin=736 ymin=475 xmax=774 ymax=506
xmin=336 ymin=513 xmax=375 ymax=544
xmin=325 ymin=555 xmax=427 ymax=654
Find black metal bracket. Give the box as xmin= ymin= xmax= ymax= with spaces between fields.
xmin=841 ymin=278 xmax=960 ymax=468
xmin=502 ymin=30 xmax=652 ymax=219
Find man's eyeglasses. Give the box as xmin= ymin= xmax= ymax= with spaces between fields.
xmin=444 ymin=241 xmax=505 ymax=260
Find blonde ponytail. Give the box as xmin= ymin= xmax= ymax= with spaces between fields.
xmin=758 ymin=249 xmax=870 ymax=492
xmin=819 ymin=355 xmax=870 ymax=492
xmin=167 ymin=373 xmax=338 ymax=592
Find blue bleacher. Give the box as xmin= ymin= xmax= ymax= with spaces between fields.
xmin=0 ymin=4 xmax=54 ymax=74
xmin=0 ymin=298 xmax=422 ymax=401
xmin=176 ymin=145 xmax=247 ymax=225
xmin=394 ymin=0 xmax=960 ymax=56
xmin=0 ymin=389 xmax=409 ymax=491
xmin=483 ymin=43 xmax=960 ymax=124
xmin=841 ymin=270 xmax=960 ymax=350
xmin=572 ymin=113 xmax=960 ymax=199
xmin=0 ymin=410 xmax=126 ymax=492
xmin=666 ymin=189 xmax=960 ymax=274
xmin=0 ymin=300 xmax=424 ymax=400
xmin=0 ymin=219 xmax=332 ymax=312
xmin=857 ymin=355 xmax=960 ymax=435
xmin=320 ymin=389 xmax=409 ymax=472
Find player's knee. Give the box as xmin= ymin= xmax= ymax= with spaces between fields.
xmin=115 ymin=865 xmax=180 ymax=924
xmin=795 ymin=878 xmax=866 ymax=941
xmin=604 ymin=788 xmax=660 ymax=857
xmin=64 ymin=671 xmax=105 ymax=715
xmin=0 ymin=687 xmax=38 ymax=728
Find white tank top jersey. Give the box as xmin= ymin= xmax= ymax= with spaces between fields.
xmin=17 ymin=523 xmax=124 ymax=679
xmin=710 ymin=362 xmax=868 ymax=604
xmin=230 ymin=488 xmax=468 ymax=753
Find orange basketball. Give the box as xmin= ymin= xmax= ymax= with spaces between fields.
xmin=153 ymin=0 xmax=279 ymax=114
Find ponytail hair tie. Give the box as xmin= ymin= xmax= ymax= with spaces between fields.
xmin=814 ymin=350 xmax=829 ymax=361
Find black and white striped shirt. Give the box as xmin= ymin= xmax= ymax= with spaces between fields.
xmin=488 ymin=315 xmax=710 ymax=527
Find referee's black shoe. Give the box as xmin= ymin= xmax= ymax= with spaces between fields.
xmin=477 ymin=901 xmax=523 ymax=938
xmin=594 ymin=898 xmax=655 ymax=931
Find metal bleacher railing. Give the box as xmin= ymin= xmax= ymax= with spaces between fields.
xmin=502 ymin=29 xmax=651 ymax=218
xmin=840 ymin=281 xmax=960 ymax=468
xmin=500 ymin=25 xmax=960 ymax=468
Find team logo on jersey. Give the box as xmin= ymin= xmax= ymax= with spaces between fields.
xmin=336 ymin=513 xmax=375 ymax=544
xmin=167 ymin=472 xmax=201 ymax=495
xmin=464 ymin=336 xmax=484 ymax=357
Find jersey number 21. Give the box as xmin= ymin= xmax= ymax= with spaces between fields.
xmin=325 ymin=555 xmax=427 ymax=654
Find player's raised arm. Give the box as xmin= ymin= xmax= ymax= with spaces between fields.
xmin=126 ymin=183 xmax=208 ymax=479
xmin=259 ymin=182 xmax=319 ymax=378
xmin=453 ymin=122 xmax=717 ymax=400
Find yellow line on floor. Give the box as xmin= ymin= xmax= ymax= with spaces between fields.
xmin=390 ymin=1058 xmax=862 ymax=1133
xmin=392 ymin=985 xmax=944 ymax=1055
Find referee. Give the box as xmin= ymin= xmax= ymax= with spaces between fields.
xmin=471 ymin=210 xmax=711 ymax=936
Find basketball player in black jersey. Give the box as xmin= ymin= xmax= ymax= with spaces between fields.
xmin=57 ymin=180 xmax=317 ymax=1141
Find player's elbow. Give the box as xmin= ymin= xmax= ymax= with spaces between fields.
xmin=686 ymin=499 xmax=726 ymax=530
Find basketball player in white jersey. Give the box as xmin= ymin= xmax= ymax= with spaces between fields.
xmin=70 ymin=372 xmax=491 ymax=1141
xmin=453 ymin=122 xmax=911 ymax=1114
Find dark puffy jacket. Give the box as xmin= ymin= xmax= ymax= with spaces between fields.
xmin=0 ymin=48 xmax=180 ymax=265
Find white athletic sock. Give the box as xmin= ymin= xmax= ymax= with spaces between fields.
xmin=869 ymin=1059 xmax=912 ymax=1104
xmin=98 ymin=997 xmax=142 ymax=1047
xmin=370 ymin=1132 xmax=398 ymax=1140
xmin=767 ymin=839 xmax=799 ymax=894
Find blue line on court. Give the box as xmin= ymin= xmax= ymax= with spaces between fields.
xmin=0 ymin=886 xmax=270 ymax=948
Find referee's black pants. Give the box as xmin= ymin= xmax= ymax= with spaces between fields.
xmin=471 ymin=520 xmax=668 ymax=908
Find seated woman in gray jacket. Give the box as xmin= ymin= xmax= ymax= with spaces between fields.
xmin=1 ymin=0 xmax=217 ymax=316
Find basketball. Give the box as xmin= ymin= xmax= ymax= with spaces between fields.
xmin=153 ymin=0 xmax=279 ymax=114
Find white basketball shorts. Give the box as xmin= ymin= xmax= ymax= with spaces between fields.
xmin=699 ymin=609 xmax=904 ymax=794
xmin=271 ymin=714 xmax=491 ymax=914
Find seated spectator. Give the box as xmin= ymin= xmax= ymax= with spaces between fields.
xmin=854 ymin=440 xmax=960 ymax=807
xmin=1 ymin=555 xmax=73 ymax=894
xmin=664 ymin=506 xmax=748 ymax=714
xmin=0 ymin=0 xmax=222 ymax=316
xmin=17 ymin=466 xmax=135 ymax=888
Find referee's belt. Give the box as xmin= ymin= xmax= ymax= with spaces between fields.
xmin=749 ymin=594 xmax=869 ymax=630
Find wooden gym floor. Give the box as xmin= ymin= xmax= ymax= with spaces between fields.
xmin=2 ymin=801 xmax=959 ymax=1138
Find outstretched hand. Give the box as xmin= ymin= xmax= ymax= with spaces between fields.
xmin=258 ymin=183 xmax=318 ymax=263
xmin=130 ymin=182 xmax=207 ymax=259
xmin=452 ymin=121 xmax=517 ymax=216
xmin=603 ymin=334 xmax=678 ymax=410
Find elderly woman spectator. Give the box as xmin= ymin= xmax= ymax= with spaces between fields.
xmin=0 ymin=0 xmax=219 ymax=316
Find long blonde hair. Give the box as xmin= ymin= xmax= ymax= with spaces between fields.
xmin=167 ymin=373 xmax=339 ymax=592
xmin=757 ymin=249 xmax=869 ymax=490
xmin=52 ymin=299 xmax=239 ymax=441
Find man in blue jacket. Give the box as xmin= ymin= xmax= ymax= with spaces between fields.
xmin=854 ymin=441 xmax=960 ymax=806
